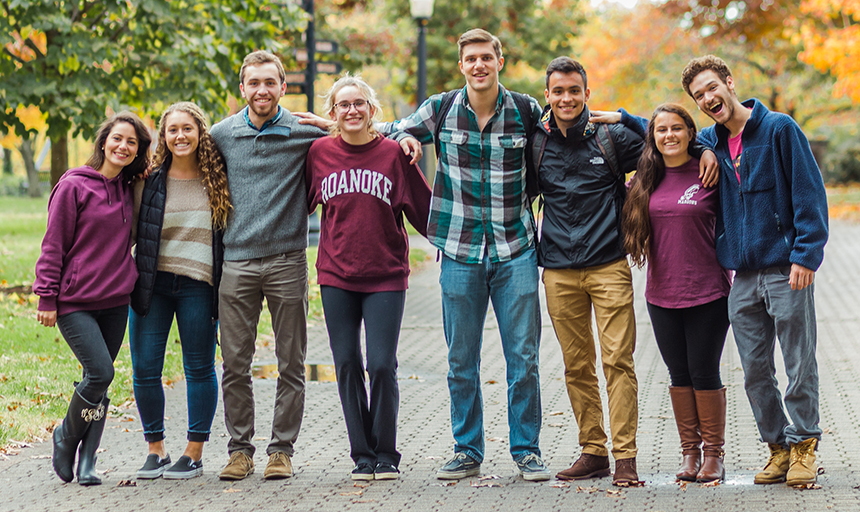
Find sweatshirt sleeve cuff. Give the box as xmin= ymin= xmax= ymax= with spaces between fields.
xmin=38 ymin=296 xmax=57 ymax=312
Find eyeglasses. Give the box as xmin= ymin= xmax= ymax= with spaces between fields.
xmin=334 ymin=100 xmax=368 ymax=113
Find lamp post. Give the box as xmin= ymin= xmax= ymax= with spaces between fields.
xmin=410 ymin=0 xmax=434 ymax=176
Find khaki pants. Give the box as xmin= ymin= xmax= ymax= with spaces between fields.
xmin=219 ymin=251 xmax=308 ymax=458
xmin=543 ymin=258 xmax=638 ymax=459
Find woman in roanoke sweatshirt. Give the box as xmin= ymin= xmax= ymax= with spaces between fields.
xmin=34 ymin=112 xmax=152 ymax=485
xmin=306 ymin=74 xmax=431 ymax=481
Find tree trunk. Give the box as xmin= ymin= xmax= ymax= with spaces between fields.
xmin=19 ymin=138 xmax=42 ymax=198
xmin=2 ymin=148 xmax=12 ymax=175
xmin=50 ymin=133 xmax=68 ymax=188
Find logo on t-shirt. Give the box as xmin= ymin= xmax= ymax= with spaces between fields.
xmin=678 ymin=184 xmax=701 ymax=205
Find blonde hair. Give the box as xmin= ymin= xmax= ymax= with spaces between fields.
xmin=152 ymin=102 xmax=232 ymax=229
xmin=321 ymin=73 xmax=383 ymax=138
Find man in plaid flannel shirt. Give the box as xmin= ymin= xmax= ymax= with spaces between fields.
xmin=377 ymin=28 xmax=549 ymax=482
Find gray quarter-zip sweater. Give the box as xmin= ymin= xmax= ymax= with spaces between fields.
xmin=210 ymin=107 xmax=327 ymax=261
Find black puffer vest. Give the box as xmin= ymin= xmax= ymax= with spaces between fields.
xmin=129 ymin=166 xmax=224 ymax=322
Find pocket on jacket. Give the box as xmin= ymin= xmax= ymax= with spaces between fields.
xmin=61 ymin=262 xmax=79 ymax=296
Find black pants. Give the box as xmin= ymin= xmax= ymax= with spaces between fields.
xmin=647 ymin=297 xmax=729 ymax=390
xmin=321 ymin=286 xmax=405 ymax=466
xmin=56 ymin=305 xmax=128 ymax=403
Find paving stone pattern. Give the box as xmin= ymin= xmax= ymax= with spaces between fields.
xmin=1 ymin=223 xmax=859 ymax=511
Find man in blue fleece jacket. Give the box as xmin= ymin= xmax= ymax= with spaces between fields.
xmin=682 ymin=55 xmax=829 ymax=487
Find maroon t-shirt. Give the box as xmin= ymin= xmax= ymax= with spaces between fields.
xmin=306 ymin=135 xmax=431 ymax=293
xmin=646 ymin=158 xmax=732 ymax=308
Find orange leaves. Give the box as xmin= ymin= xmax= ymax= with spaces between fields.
xmin=796 ymin=0 xmax=860 ymax=102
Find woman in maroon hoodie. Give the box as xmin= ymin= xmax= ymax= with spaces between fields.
xmin=34 ymin=112 xmax=152 ymax=485
xmin=306 ymin=74 xmax=431 ymax=481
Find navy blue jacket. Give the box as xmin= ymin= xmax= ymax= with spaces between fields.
xmin=698 ymin=99 xmax=828 ymax=272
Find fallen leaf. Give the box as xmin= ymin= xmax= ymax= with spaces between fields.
xmin=353 ymin=483 xmax=368 ymax=488
xmin=116 ymin=480 xmax=137 ymax=487
xmin=678 ymin=481 xmax=688 ymax=491
xmin=340 ymin=491 xmax=363 ymax=496
xmin=471 ymin=481 xmax=503 ymax=488
xmin=700 ymin=480 xmax=720 ymax=488
xmin=223 ymin=488 xmax=242 ymax=493
xmin=614 ymin=480 xmax=645 ymax=487
xmin=549 ymin=411 xmax=565 ymax=416
xmin=606 ymin=489 xmax=625 ymax=497
xmin=479 ymin=475 xmax=501 ymax=480
xmin=792 ymin=483 xmax=822 ymax=490
xmin=549 ymin=481 xmax=569 ymax=488
xmin=437 ymin=481 xmax=457 ymax=487
xmin=576 ymin=486 xmax=601 ymax=493
xmin=484 ymin=380 xmax=498 ymax=384
xmin=487 ymin=437 xmax=504 ymax=442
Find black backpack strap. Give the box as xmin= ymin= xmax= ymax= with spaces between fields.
xmin=594 ymin=123 xmax=620 ymax=177
xmin=432 ymin=90 xmax=459 ymax=160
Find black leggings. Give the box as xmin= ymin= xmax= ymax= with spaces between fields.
xmin=320 ymin=286 xmax=405 ymax=466
xmin=647 ymin=297 xmax=729 ymax=390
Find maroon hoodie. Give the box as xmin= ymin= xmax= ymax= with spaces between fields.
xmin=34 ymin=166 xmax=138 ymax=315
xmin=306 ymin=136 xmax=431 ymax=293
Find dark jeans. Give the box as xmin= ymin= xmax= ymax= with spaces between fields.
xmin=647 ymin=297 xmax=729 ymax=390
xmin=321 ymin=286 xmax=405 ymax=466
xmin=56 ymin=305 xmax=128 ymax=404
xmin=129 ymin=272 xmax=218 ymax=443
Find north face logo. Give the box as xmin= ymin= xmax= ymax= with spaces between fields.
xmin=590 ymin=156 xmax=605 ymax=165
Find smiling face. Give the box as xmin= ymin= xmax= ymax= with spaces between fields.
xmin=653 ymin=112 xmax=693 ymax=167
xmin=240 ymin=62 xmax=286 ymax=126
xmin=163 ymin=111 xmax=200 ymax=160
xmin=330 ymin=85 xmax=374 ymax=140
xmin=101 ymin=122 xmax=139 ymax=177
xmin=688 ymin=69 xmax=737 ymax=126
xmin=459 ymin=42 xmax=504 ymax=95
xmin=545 ymin=71 xmax=590 ymax=134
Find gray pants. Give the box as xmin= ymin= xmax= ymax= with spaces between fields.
xmin=729 ymin=266 xmax=821 ymax=447
xmin=219 ymin=251 xmax=308 ymax=457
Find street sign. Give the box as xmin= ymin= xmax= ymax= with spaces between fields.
xmin=284 ymin=72 xmax=306 ymax=84
xmin=316 ymin=62 xmax=342 ymax=75
xmin=314 ymin=40 xmax=338 ymax=54
xmin=284 ymin=83 xmax=307 ymax=95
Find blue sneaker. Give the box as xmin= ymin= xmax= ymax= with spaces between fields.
xmin=163 ymin=455 xmax=203 ymax=480
xmin=516 ymin=453 xmax=551 ymax=481
xmin=436 ymin=453 xmax=480 ymax=480
xmin=136 ymin=453 xmax=171 ymax=479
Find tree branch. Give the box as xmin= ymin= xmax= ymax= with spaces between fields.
xmin=23 ymin=37 xmax=45 ymax=59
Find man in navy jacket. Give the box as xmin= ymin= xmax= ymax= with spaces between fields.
xmin=682 ymin=55 xmax=829 ymax=487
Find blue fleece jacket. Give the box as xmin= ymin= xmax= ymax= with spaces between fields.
xmin=698 ymin=99 xmax=828 ymax=272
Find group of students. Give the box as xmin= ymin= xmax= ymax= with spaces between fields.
xmin=34 ymin=27 xmax=828 ymax=489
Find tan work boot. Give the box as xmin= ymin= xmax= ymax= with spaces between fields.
xmin=219 ymin=451 xmax=254 ymax=481
xmin=754 ymin=443 xmax=790 ymax=484
xmin=786 ymin=438 xmax=818 ymax=486
xmin=264 ymin=452 xmax=293 ymax=480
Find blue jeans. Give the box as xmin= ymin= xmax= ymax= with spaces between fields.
xmin=729 ymin=267 xmax=820 ymax=447
xmin=440 ymin=245 xmax=542 ymax=463
xmin=57 ymin=305 xmax=128 ymax=404
xmin=129 ymin=272 xmax=218 ymax=443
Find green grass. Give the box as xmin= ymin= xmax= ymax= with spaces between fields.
xmin=0 ymin=196 xmax=427 ymax=449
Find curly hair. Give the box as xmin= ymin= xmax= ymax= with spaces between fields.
xmin=321 ymin=73 xmax=383 ymax=138
xmin=152 ymin=102 xmax=232 ymax=229
xmin=681 ymin=55 xmax=733 ymax=98
xmin=86 ymin=111 xmax=152 ymax=184
xmin=621 ymin=103 xmax=698 ymax=268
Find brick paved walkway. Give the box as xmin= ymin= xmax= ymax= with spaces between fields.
xmin=1 ymin=222 xmax=859 ymax=511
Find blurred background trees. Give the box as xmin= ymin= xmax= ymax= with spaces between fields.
xmin=1 ymin=0 xmax=858 ymax=188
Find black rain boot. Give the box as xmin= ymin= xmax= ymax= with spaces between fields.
xmin=76 ymin=396 xmax=110 ymax=485
xmin=53 ymin=391 xmax=103 ymax=483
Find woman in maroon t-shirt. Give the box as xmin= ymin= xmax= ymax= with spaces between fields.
xmin=622 ymin=104 xmax=732 ymax=483
xmin=306 ymin=75 xmax=431 ymax=482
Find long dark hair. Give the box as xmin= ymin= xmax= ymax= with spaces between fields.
xmin=151 ymin=102 xmax=232 ymax=229
xmin=85 ymin=111 xmax=152 ymax=184
xmin=622 ymin=103 xmax=697 ymax=267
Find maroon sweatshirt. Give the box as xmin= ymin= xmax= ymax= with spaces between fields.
xmin=306 ymin=135 xmax=431 ymax=292
xmin=34 ymin=166 xmax=138 ymax=315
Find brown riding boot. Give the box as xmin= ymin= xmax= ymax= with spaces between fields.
xmin=694 ymin=387 xmax=726 ymax=482
xmin=669 ymin=386 xmax=701 ymax=481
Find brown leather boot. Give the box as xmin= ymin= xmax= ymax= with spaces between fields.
xmin=669 ymin=386 xmax=701 ymax=481
xmin=556 ymin=453 xmax=610 ymax=480
xmin=694 ymin=387 xmax=726 ymax=482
